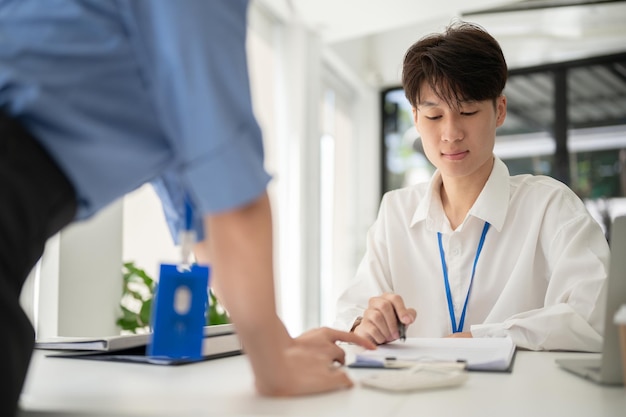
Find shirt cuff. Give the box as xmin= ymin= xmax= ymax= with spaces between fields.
xmin=183 ymin=130 xmax=271 ymax=216
xmin=470 ymin=323 xmax=509 ymax=338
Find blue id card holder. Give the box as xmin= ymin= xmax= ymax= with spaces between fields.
xmin=148 ymin=193 xmax=210 ymax=360
xmin=148 ymin=264 xmax=209 ymax=360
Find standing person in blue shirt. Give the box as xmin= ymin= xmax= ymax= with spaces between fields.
xmin=335 ymin=21 xmax=609 ymax=352
xmin=0 ymin=1 xmax=375 ymax=416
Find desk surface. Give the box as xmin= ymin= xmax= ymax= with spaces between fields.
xmin=20 ymin=345 xmax=626 ymax=417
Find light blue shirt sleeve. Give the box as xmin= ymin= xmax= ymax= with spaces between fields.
xmin=0 ymin=0 xmax=270 ymax=240
xmin=120 ymin=0 xmax=271 ymax=229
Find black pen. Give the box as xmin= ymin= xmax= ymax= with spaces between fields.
xmin=396 ymin=314 xmax=406 ymax=342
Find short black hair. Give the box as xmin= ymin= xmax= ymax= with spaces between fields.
xmin=401 ymin=21 xmax=508 ymax=109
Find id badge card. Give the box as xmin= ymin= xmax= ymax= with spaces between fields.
xmin=148 ymin=263 xmax=210 ymax=360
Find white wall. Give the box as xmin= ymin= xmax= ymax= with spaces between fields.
xmin=33 ymin=200 xmax=124 ymax=338
xmin=331 ymin=18 xmax=450 ymax=89
xmin=122 ymin=184 xmax=180 ymax=282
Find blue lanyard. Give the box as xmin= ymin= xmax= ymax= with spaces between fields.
xmin=180 ymin=192 xmax=196 ymax=268
xmin=184 ymin=192 xmax=194 ymax=232
xmin=437 ymin=222 xmax=490 ymax=333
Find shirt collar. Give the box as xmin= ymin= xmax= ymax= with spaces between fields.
xmin=410 ymin=156 xmax=510 ymax=232
xmin=469 ymin=156 xmax=510 ymax=232
xmin=411 ymin=170 xmax=444 ymax=228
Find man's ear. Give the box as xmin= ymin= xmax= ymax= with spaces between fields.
xmin=412 ymin=107 xmax=419 ymax=130
xmin=496 ymin=95 xmax=507 ymax=127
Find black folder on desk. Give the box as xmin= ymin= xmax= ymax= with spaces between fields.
xmin=36 ymin=324 xmax=242 ymax=366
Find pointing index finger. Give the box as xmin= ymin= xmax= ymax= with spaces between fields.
xmin=325 ymin=328 xmax=377 ymax=350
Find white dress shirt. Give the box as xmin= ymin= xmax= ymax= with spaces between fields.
xmin=335 ymin=157 xmax=610 ymax=352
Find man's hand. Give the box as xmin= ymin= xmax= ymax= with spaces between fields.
xmin=353 ymin=293 xmax=416 ymax=344
xmin=255 ymin=327 xmax=376 ymax=397
xmin=294 ymin=327 xmax=376 ymax=365
xmin=446 ymin=331 xmax=472 ymax=338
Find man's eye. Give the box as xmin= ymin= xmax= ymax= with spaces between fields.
xmin=425 ymin=115 xmax=442 ymax=120
xmin=461 ymin=111 xmax=478 ymax=116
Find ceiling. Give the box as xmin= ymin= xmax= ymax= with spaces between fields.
xmin=260 ymin=0 xmax=519 ymax=43
xmin=257 ymin=0 xmax=626 ymax=71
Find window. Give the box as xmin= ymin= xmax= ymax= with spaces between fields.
xmin=381 ymin=53 xmax=626 ymax=205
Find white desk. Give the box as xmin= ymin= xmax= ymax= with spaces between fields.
xmin=19 ymin=346 xmax=626 ymax=417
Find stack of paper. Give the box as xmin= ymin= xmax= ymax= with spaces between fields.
xmin=34 ymin=324 xmax=242 ymax=365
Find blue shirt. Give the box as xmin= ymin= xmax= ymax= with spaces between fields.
xmin=0 ymin=0 xmax=270 ymax=240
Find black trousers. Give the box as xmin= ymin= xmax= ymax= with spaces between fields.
xmin=0 ymin=111 xmax=76 ymax=417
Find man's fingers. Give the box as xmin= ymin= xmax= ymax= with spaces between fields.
xmin=363 ymin=303 xmax=393 ymax=335
xmin=400 ymin=307 xmax=417 ymax=324
xmin=329 ymin=370 xmax=354 ymax=390
xmin=369 ymin=294 xmax=407 ymax=337
xmin=354 ymin=321 xmax=387 ymax=345
xmin=320 ymin=327 xmax=377 ymax=350
xmin=325 ymin=342 xmax=347 ymax=364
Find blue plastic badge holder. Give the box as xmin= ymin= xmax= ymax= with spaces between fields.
xmin=148 ymin=263 xmax=210 ymax=360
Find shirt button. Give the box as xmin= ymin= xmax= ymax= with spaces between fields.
xmin=452 ymin=248 xmax=460 ymax=256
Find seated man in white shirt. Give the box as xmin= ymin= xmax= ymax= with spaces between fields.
xmin=334 ymin=21 xmax=610 ymax=352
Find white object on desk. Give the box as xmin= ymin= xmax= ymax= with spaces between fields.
xmin=360 ymin=363 xmax=468 ymax=392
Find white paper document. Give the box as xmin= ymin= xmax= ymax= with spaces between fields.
xmin=351 ymin=337 xmax=516 ymax=372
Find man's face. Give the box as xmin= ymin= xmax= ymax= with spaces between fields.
xmin=412 ymin=82 xmax=506 ymax=182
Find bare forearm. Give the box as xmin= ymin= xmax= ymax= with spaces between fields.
xmin=202 ymin=193 xmax=276 ymax=323
xmin=198 ymin=192 xmax=292 ymax=389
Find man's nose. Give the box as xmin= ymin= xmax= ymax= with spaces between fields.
xmin=441 ymin=117 xmax=464 ymax=142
